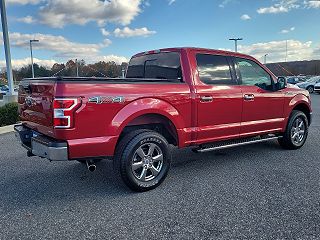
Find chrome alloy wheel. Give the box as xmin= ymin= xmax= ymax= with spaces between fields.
xmin=291 ymin=117 xmax=306 ymax=145
xmin=131 ymin=143 xmax=163 ymax=182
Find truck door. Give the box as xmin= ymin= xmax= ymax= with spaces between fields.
xmin=194 ymin=53 xmax=243 ymax=144
xmin=234 ymin=57 xmax=285 ymax=137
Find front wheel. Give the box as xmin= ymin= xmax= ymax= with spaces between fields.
xmin=278 ymin=110 xmax=309 ymax=150
xmin=114 ymin=130 xmax=171 ymax=192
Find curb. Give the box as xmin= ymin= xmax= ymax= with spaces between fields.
xmin=0 ymin=124 xmax=15 ymax=135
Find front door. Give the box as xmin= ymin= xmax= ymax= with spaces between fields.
xmin=234 ymin=57 xmax=285 ymax=137
xmin=195 ymin=53 xmax=243 ymax=144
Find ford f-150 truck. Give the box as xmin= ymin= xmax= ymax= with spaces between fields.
xmin=15 ymin=47 xmax=312 ymax=191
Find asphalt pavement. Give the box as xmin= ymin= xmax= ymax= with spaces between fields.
xmin=0 ymin=94 xmax=320 ymax=239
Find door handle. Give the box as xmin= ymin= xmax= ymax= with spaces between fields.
xmin=244 ymin=94 xmax=255 ymax=101
xmin=200 ymin=96 xmax=213 ymax=102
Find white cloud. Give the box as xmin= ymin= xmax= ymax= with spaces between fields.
xmin=38 ymin=0 xmax=142 ymax=28
xmin=257 ymin=0 xmax=300 ymax=14
xmin=95 ymin=55 xmax=128 ymax=64
xmin=0 ymin=32 xmax=112 ymax=59
xmin=100 ymin=28 xmax=110 ymax=37
xmin=114 ymin=27 xmax=156 ymax=38
xmin=168 ymin=0 xmax=176 ymax=5
xmin=219 ymin=0 xmax=234 ymax=8
xmin=240 ymin=14 xmax=251 ymax=20
xmin=0 ymin=58 xmax=56 ymax=69
xmin=16 ymin=15 xmax=36 ymax=24
xmin=280 ymin=26 xmax=295 ymax=34
xmin=7 ymin=0 xmax=42 ymax=5
xmin=101 ymin=39 xmax=112 ymax=47
xmin=304 ymin=0 xmax=320 ymax=8
xmin=238 ymin=40 xmax=316 ymax=63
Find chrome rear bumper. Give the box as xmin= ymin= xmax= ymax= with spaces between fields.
xmin=14 ymin=124 xmax=68 ymax=161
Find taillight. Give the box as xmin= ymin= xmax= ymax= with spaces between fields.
xmin=53 ymin=98 xmax=80 ymax=129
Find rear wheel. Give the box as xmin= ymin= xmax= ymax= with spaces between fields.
xmin=278 ymin=110 xmax=309 ymax=150
xmin=306 ymin=86 xmax=314 ymax=93
xmin=114 ymin=130 xmax=171 ymax=192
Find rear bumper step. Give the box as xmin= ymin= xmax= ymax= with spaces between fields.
xmin=14 ymin=124 xmax=68 ymax=161
xmin=193 ymin=135 xmax=281 ymax=153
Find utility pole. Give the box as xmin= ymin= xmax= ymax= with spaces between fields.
xmin=29 ymin=39 xmax=39 ymax=78
xmin=0 ymin=0 xmax=14 ymax=96
xmin=75 ymin=59 xmax=79 ymax=77
xmin=229 ymin=38 xmax=243 ymax=52
xmin=264 ymin=54 xmax=268 ymax=64
xmin=285 ymin=40 xmax=288 ymax=62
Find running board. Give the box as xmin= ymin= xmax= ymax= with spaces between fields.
xmin=193 ymin=135 xmax=281 ymax=153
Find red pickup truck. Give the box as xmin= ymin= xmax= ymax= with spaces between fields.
xmin=15 ymin=47 xmax=312 ymax=191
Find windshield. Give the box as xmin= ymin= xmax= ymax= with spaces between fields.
xmin=126 ymin=52 xmax=182 ymax=81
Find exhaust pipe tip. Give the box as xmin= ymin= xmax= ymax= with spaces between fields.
xmin=86 ymin=160 xmax=96 ymax=172
xmin=88 ymin=164 xmax=96 ymax=172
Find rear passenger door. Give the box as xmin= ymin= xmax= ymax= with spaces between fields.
xmin=234 ymin=57 xmax=285 ymax=137
xmin=195 ymin=53 xmax=243 ymax=143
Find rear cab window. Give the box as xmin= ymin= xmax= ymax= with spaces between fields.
xmin=196 ymin=54 xmax=236 ymax=85
xmin=126 ymin=52 xmax=183 ymax=82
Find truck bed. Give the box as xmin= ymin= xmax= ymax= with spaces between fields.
xmin=18 ymin=76 xmax=192 ymax=158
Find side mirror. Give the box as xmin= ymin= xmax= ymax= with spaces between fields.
xmin=275 ymin=77 xmax=287 ymax=90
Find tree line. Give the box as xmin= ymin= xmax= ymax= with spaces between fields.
xmin=1 ymin=59 xmax=320 ymax=86
xmin=0 ymin=59 xmax=129 ymax=85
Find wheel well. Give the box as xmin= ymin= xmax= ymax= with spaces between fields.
xmin=293 ymin=103 xmax=311 ymax=125
xmin=117 ymin=114 xmax=178 ymax=146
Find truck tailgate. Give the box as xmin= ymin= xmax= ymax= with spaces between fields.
xmin=18 ymin=80 xmax=55 ymax=136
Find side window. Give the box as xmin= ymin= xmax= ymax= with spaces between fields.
xmin=196 ymin=54 xmax=234 ymax=85
xmin=236 ymin=58 xmax=273 ymax=90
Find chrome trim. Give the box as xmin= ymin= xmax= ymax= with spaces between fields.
xmin=88 ymin=96 xmax=125 ymax=104
xmin=243 ymin=94 xmax=255 ymax=101
xmin=15 ymin=124 xmax=69 ymax=161
xmin=200 ymin=96 xmax=213 ymax=102
xmin=196 ymin=136 xmax=280 ymax=153
xmin=31 ymin=139 xmax=68 ymax=161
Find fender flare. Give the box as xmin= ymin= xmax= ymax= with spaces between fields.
xmin=283 ymin=93 xmax=311 ymax=129
xmin=109 ymin=98 xmax=185 ymax=137
xmin=287 ymin=94 xmax=311 ymax=113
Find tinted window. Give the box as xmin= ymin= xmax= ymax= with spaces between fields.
xmin=236 ymin=58 xmax=273 ymax=90
xmin=126 ymin=52 xmax=182 ymax=80
xmin=196 ymin=54 xmax=233 ymax=85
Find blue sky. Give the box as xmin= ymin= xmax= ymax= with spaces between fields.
xmin=1 ymin=0 xmax=320 ymax=68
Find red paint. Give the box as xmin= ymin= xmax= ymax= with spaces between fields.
xmin=18 ymin=48 xmax=312 ymax=159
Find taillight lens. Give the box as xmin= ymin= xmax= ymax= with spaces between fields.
xmin=53 ymin=98 xmax=80 ymax=129
xmin=53 ymin=99 xmax=76 ymax=109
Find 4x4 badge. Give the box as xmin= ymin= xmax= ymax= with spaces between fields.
xmin=88 ymin=96 xmax=125 ymax=104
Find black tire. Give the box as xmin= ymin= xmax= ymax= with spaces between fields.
xmin=114 ymin=130 xmax=171 ymax=192
xmin=278 ymin=110 xmax=309 ymax=150
xmin=306 ymin=86 xmax=314 ymax=93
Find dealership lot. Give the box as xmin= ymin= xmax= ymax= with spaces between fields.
xmin=0 ymin=94 xmax=319 ymax=239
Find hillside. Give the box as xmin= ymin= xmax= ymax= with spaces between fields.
xmin=266 ymin=60 xmax=320 ymax=76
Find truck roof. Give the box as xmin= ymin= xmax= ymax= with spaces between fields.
xmin=132 ymin=47 xmax=254 ymax=60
